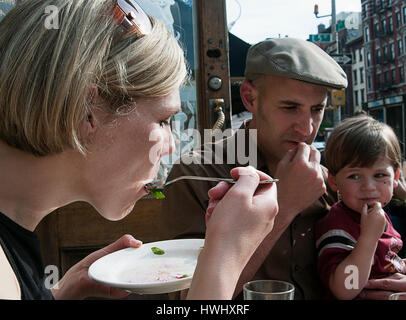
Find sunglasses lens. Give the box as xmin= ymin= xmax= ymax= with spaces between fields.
xmin=115 ymin=0 xmax=152 ymax=36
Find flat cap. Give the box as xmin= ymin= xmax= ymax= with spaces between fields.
xmin=245 ymin=38 xmax=347 ymax=89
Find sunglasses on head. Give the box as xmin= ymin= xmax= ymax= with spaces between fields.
xmin=112 ymin=0 xmax=152 ymax=37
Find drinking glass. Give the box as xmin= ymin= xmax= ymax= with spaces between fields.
xmin=243 ymin=280 xmax=295 ymax=300
xmin=388 ymin=292 xmax=406 ymax=300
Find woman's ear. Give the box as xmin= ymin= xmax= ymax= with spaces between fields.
xmin=80 ymin=85 xmax=100 ymax=139
xmin=327 ymin=172 xmax=338 ymax=192
xmin=240 ymin=80 xmax=259 ymax=114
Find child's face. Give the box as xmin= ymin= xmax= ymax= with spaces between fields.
xmin=328 ymin=156 xmax=400 ymax=213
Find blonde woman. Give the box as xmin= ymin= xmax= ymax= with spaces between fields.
xmin=0 ymin=0 xmax=278 ymax=300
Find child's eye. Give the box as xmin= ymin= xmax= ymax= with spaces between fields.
xmin=375 ymin=173 xmax=388 ymax=179
xmin=347 ymin=174 xmax=360 ymax=180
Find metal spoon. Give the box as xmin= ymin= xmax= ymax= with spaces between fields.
xmin=145 ymin=175 xmax=278 ymax=191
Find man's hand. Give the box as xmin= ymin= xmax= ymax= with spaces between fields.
xmin=358 ymin=273 xmax=406 ymax=300
xmin=274 ymin=143 xmax=326 ymax=223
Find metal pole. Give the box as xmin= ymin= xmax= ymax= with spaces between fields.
xmin=331 ymin=0 xmax=341 ymax=125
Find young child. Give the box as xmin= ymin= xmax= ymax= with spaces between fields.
xmin=315 ymin=115 xmax=406 ymax=300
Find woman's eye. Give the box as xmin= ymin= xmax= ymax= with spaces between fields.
xmin=159 ymin=120 xmax=171 ymax=127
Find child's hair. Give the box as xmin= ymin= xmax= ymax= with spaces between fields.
xmin=325 ymin=114 xmax=402 ymax=175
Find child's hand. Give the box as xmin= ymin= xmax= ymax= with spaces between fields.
xmin=360 ymin=202 xmax=386 ymax=242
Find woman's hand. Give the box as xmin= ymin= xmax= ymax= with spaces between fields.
xmin=188 ymin=166 xmax=278 ymax=299
xmin=51 ymin=234 xmax=142 ymax=300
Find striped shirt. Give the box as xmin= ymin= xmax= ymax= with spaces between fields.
xmin=315 ymin=201 xmax=405 ymax=296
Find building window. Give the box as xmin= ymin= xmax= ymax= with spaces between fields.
xmin=353 ymin=70 xmax=358 ymax=85
xmin=384 ymin=71 xmax=389 ymax=86
xmin=359 ymin=49 xmax=363 ymax=62
xmin=360 ymin=67 xmax=364 ymax=84
xmin=403 ymin=7 xmax=406 ymax=24
xmin=376 ymin=48 xmax=382 ymax=63
xmin=396 ymin=12 xmax=401 ymax=28
xmin=389 ymin=16 xmax=393 ymax=33
xmin=365 ymin=26 xmax=370 ymax=42
xmin=390 ymin=43 xmax=395 ymax=60
xmin=391 ymin=69 xmax=396 ymax=84
xmin=361 ymin=89 xmax=365 ymax=104
xmin=400 ymin=65 xmax=404 ymax=83
xmin=381 ymin=19 xmax=387 ymax=35
xmin=383 ymin=45 xmax=388 ymax=61
xmin=367 ymin=51 xmax=371 ymax=67
xmin=398 ymin=39 xmax=403 ymax=55
xmin=377 ymin=73 xmax=381 ymax=89
xmin=367 ymin=74 xmax=372 ymax=91
xmin=354 ymin=90 xmax=359 ymax=107
xmin=375 ymin=22 xmax=380 ymax=37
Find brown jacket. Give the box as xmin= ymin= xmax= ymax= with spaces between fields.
xmin=159 ymin=124 xmax=336 ymax=299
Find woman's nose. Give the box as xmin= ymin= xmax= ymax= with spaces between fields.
xmin=162 ymin=130 xmax=176 ymax=157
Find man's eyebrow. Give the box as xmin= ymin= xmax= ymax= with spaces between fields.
xmin=279 ymin=100 xmax=301 ymax=106
xmin=278 ymin=100 xmax=327 ymax=107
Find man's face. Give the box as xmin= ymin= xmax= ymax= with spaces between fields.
xmin=254 ymin=75 xmax=328 ymax=166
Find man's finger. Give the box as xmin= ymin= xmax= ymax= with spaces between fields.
xmin=358 ymin=289 xmax=394 ymax=300
xmin=292 ymin=142 xmax=311 ymax=163
xmin=309 ymin=145 xmax=321 ymax=164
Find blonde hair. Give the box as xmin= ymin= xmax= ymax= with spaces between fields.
xmin=325 ymin=115 xmax=402 ymax=176
xmin=0 ymin=0 xmax=187 ymax=156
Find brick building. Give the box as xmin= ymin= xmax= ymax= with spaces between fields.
xmin=362 ymin=0 xmax=406 ymax=156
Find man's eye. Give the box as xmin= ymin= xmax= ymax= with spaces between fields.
xmin=312 ymin=106 xmax=325 ymax=113
xmin=282 ymin=106 xmax=297 ymax=111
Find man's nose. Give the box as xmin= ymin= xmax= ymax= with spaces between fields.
xmin=294 ymin=113 xmax=313 ymax=137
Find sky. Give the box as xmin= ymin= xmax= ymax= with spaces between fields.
xmin=226 ymin=0 xmax=362 ymax=44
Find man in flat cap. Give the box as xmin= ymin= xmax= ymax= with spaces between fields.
xmin=159 ymin=38 xmax=347 ymax=299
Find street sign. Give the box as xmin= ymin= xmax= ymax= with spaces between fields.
xmin=336 ymin=20 xmax=345 ymax=32
xmin=331 ymin=54 xmax=352 ymax=65
xmin=331 ymin=89 xmax=346 ymax=106
xmin=308 ymin=33 xmax=331 ymax=43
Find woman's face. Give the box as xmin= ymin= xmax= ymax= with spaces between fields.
xmin=81 ymin=89 xmax=180 ymax=220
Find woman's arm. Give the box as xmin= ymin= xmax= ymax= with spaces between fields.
xmin=186 ymin=166 xmax=278 ymax=299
